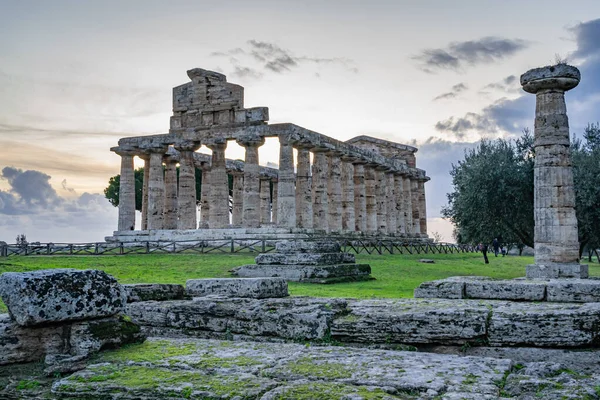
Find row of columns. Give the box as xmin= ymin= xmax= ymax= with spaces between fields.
xmin=114 ymin=135 xmax=428 ymax=236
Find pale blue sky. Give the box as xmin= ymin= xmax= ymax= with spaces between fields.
xmin=0 ymin=0 xmax=599 ymax=241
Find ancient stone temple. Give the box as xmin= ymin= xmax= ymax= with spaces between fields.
xmin=108 ymin=68 xmax=429 ymax=242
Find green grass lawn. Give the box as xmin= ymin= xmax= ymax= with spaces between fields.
xmin=0 ymin=252 xmax=598 ymax=313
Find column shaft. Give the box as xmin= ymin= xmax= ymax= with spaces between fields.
xmin=272 ymin=181 xmax=278 ymax=224
xmin=176 ymin=142 xmax=200 ymax=230
xmin=260 ymin=178 xmax=271 ymax=225
xmin=147 ymin=150 xmax=166 ymax=230
xmin=276 ymin=136 xmax=296 ymax=228
xmin=353 ymin=164 xmax=367 ymax=233
xmin=231 ymin=173 xmax=244 ymax=226
xmin=418 ymin=179 xmax=428 ymax=237
xmin=312 ymin=150 xmax=329 ymax=231
xmin=341 ymin=161 xmax=355 ymax=232
xmin=327 ymin=153 xmax=343 ymax=233
xmin=394 ymin=175 xmax=405 ymax=235
xmin=364 ymin=166 xmax=377 ymax=233
xmin=207 ymin=141 xmax=229 ymax=228
xmin=403 ymin=176 xmax=413 ymax=236
xmin=199 ymin=165 xmax=211 ymax=228
xmin=295 ymin=147 xmax=313 ymax=229
xmin=117 ymin=153 xmax=135 ymax=231
xmin=163 ymin=160 xmax=178 ymax=230
xmin=375 ymin=169 xmax=387 ymax=233
xmin=239 ymin=136 xmax=264 ymax=228
xmin=411 ymin=178 xmax=421 ymax=235
xmin=141 ymin=156 xmax=150 ymax=230
xmin=386 ymin=172 xmax=396 ymax=235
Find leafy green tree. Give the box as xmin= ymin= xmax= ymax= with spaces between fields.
xmin=104 ymin=167 xmax=145 ymax=210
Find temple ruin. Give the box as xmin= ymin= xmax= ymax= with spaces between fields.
xmin=108 ymin=68 xmax=429 ymax=242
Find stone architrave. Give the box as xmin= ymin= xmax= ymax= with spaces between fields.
xmin=175 ymin=140 xmax=201 ymax=230
xmin=311 ymin=148 xmax=329 ymax=232
xmin=111 ymin=146 xmax=137 ymax=231
xmin=206 ymin=139 xmax=229 ymax=228
xmin=521 ymin=64 xmax=587 ymax=278
xmin=259 ymin=178 xmax=271 ymax=225
xmin=145 ymin=145 xmax=168 ymax=230
xmin=418 ymin=177 xmax=428 ymax=237
xmin=327 ymin=152 xmax=343 ymax=233
xmin=386 ymin=172 xmax=396 ymax=235
xmin=295 ymin=145 xmax=313 ymax=229
xmin=272 ymin=179 xmax=278 ymax=224
xmin=276 ymin=134 xmax=296 ymax=228
xmin=238 ymin=134 xmax=265 ymax=228
xmin=353 ymin=162 xmax=367 ymax=233
xmin=411 ymin=177 xmax=421 ymax=236
xmin=375 ymin=169 xmax=387 ymax=233
xmin=394 ymin=174 xmax=405 ymax=235
xmin=139 ymin=153 xmax=150 ymax=230
xmin=364 ymin=165 xmax=377 ymax=233
xmin=163 ymin=155 xmax=179 ymax=230
xmin=341 ymin=158 xmax=355 ymax=232
xmin=403 ymin=175 xmax=413 ymax=235
xmin=199 ymin=162 xmax=211 ymax=229
xmin=231 ymin=172 xmax=244 ymax=226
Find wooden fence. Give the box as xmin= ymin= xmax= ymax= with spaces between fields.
xmin=0 ymin=238 xmax=477 ymax=257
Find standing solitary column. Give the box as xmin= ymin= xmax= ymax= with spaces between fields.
xmin=411 ymin=177 xmax=421 ymax=236
xmin=140 ymin=153 xmax=150 ymax=230
xmin=375 ymin=168 xmax=387 ymax=234
xmin=353 ymin=162 xmax=367 ymax=233
xmin=231 ymin=172 xmax=244 ymax=226
xmin=312 ymin=148 xmax=329 ymax=232
xmin=206 ymin=139 xmax=229 ymax=228
xmin=386 ymin=172 xmax=396 ymax=235
xmin=146 ymin=145 xmax=168 ymax=230
xmin=403 ymin=175 xmax=413 ymax=236
xmin=163 ymin=155 xmax=179 ymax=230
xmin=394 ymin=174 xmax=406 ymax=236
xmin=364 ymin=165 xmax=377 ymax=234
xmin=238 ymin=134 xmax=265 ymax=228
xmin=260 ymin=177 xmax=271 ymax=225
xmin=175 ymin=140 xmax=201 ymax=230
xmin=417 ymin=176 xmax=429 ymax=238
xmin=295 ymin=145 xmax=313 ymax=229
xmin=327 ymin=152 xmax=343 ymax=233
xmin=521 ymin=64 xmax=586 ymax=278
xmin=341 ymin=158 xmax=355 ymax=232
xmin=112 ymin=146 xmax=137 ymax=231
xmin=199 ymin=162 xmax=211 ymax=229
xmin=277 ymin=135 xmax=296 ymax=228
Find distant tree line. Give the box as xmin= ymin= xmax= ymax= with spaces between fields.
xmin=442 ymin=124 xmax=600 ymax=261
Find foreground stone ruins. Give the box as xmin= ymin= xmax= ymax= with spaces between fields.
xmin=108 ymin=68 xmax=429 ymax=243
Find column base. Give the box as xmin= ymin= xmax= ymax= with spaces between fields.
xmin=526 ymin=263 xmax=589 ymax=279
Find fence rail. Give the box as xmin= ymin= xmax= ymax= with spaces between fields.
xmin=0 ymin=238 xmax=477 ymax=257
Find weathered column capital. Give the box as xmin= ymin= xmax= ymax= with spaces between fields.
xmin=111 ymin=145 xmax=139 ymax=157
xmin=140 ymin=143 xmax=168 ymax=154
xmin=236 ymin=133 xmax=265 ymax=148
xmin=205 ymin=137 xmax=228 ymax=151
xmin=174 ymin=139 xmax=201 ymax=152
xmin=520 ymin=64 xmax=580 ymax=94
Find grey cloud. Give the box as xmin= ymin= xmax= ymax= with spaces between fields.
xmin=435 ymin=112 xmax=497 ymax=139
xmin=481 ymin=75 xmax=520 ymax=93
xmin=211 ymin=40 xmax=359 ymax=78
xmin=570 ymin=18 xmax=600 ymax=60
xmin=414 ymin=37 xmax=528 ymax=73
xmin=433 ymin=83 xmax=468 ymax=101
xmin=1 ymin=167 xmax=60 ymax=208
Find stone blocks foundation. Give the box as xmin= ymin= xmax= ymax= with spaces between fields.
xmin=186 ymin=278 xmax=288 ymax=298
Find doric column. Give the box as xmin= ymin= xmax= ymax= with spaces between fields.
xmin=145 ymin=144 xmax=168 ymax=230
xmin=311 ymin=148 xmax=329 ymax=232
xmin=411 ymin=177 xmax=421 ymax=236
xmin=175 ymin=140 xmax=201 ymax=230
xmin=327 ymin=152 xmax=343 ymax=233
xmin=259 ymin=177 xmax=271 ymax=225
xmin=272 ymin=179 xmax=278 ymax=224
xmin=394 ymin=174 xmax=406 ymax=236
xmin=276 ymin=134 xmax=296 ymax=228
xmin=231 ymin=172 xmax=244 ymax=226
xmin=375 ymin=168 xmax=387 ymax=234
xmin=139 ymin=153 xmax=150 ymax=230
xmin=364 ymin=165 xmax=378 ymax=234
xmin=521 ymin=64 xmax=585 ymax=278
xmin=112 ymin=146 xmax=137 ymax=231
xmin=386 ymin=171 xmax=396 ymax=235
xmin=237 ymin=134 xmax=265 ymax=228
xmin=403 ymin=175 xmax=413 ymax=236
xmin=163 ymin=154 xmax=179 ymax=230
xmin=341 ymin=158 xmax=355 ymax=232
xmin=295 ymin=145 xmax=313 ymax=229
xmin=418 ymin=176 xmax=428 ymax=237
xmin=206 ymin=139 xmax=229 ymax=228
xmin=199 ymin=162 xmax=211 ymax=229
xmin=353 ymin=162 xmax=367 ymax=233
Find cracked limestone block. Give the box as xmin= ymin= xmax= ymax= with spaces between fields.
xmin=488 ymin=301 xmax=600 ymax=347
xmin=464 ymin=279 xmax=547 ymax=301
xmin=0 ymin=269 xmax=126 ymax=326
xmin=331 ymin=299 xmax=490 ymax=345
xmin=546 ymin=279 xmax=600 ymax=302
xmin=413 ymin=278 xmax=465 ymax=299
xmin=124 ymin=283 xmax=186 ymax=303
xmin=275 ymin=239 xmax=341 ymax=254
xmin=231 ymin=264 xmax=372 ymax=283
xmin=255 ymin=252 xmax=355 ymax=265
xmin=186 ymin=278 xmax=288 ymax=299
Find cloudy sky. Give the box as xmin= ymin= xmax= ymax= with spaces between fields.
xmin=1 ymin=0 xmax=599 ymax=243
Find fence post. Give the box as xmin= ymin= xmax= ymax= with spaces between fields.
xmin=230 ymin=239 xmax=234 ymax=253
xmin=261 ymin=239 xmax=266 ymax=253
